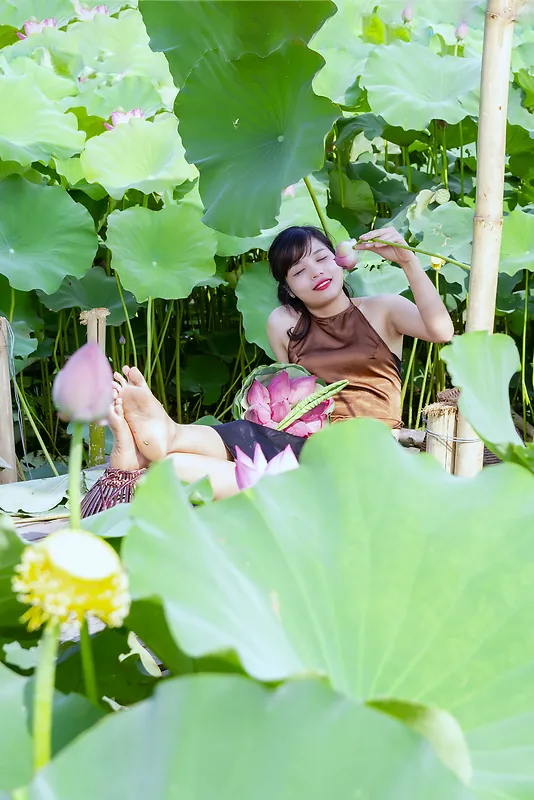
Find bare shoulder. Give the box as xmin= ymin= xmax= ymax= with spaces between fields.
xmin=266 ymin=305 xmax=300 ymax=362
xmin=267 ymin=304 xmax=300 ymax=333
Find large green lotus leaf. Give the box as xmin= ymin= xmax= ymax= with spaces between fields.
xmin=347 ymin=263 xmax=410 ymax=296
xmin=309 ymin=0 xmax=371 ymax=104
xmin=0 ymin=74 xmax=84 ymax=167
xmin=64 ymin=9 xmax=175 ymax=100
xmin=441 ymin=332 xmax=527 ymax=465
xmin=0 ymin=0 xmax=73 ymax=27
xmin=140 ymin=0 xmax=336 ymax=90
xmin=177 ymin=41 xmax=338 ymax=237
xmin=0 ymin=176 xmax=98 ymax=293
xmin=361 ymin=42 xmax=480 ymax=130
xmin=53 ymin=156 xmax=107 ymax=200
xmin=235 ymin=262 xmax=277 ymax=358
xmin=413 ymin=201 xmax=473 ymax=283
xmin=6 ymin=56 xmax=77 ymax=103
xmin=80 ymin=114 xmax=197 ymax=199
xmin=106 ymin=201 xmax=217 ymax=302
xmin=0 ymin=660 xmax=103 ymax=792
xmin=0 ymin=474 xmax=69 ymax=514
xmin=0 ymin=515 xmax=26 ymax=633
xmin=122 ymin=419 xmax=534 ymax=796
xmin=38 ymin=266 xmax=138 ymax=326
xmin=499 ymin=208 xmax=534 ymax=276
xmin=27 ymin=675 xmax=473 ymax=800
xmin=66 ymin=74 xmax=164 ymax=120
xmin=507 ymin=84 xmax=534 ymax=136
xmin=216 ymin=177 xmax=349 ymax=257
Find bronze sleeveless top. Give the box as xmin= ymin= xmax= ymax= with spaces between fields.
xmin=287 ymin=302 xmax=402 ymax=428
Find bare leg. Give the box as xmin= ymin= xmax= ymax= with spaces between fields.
xmin=113 ymin=366 xmax=229 ymax=463
xmin=108 ymin=397 xmax=149 ymax=470
xmin=167 ymin=453 xmax=238 ymax=500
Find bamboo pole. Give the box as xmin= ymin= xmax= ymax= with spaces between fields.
xmin=454 ymin=0 xmax=526 ymax=477
xmin=424 ymin=402 xmax=458 ymax=473
xmin=80 ymin=308 xmax=110 ymax=467
xmin=0 ymin=317 xmax=17 ymax=484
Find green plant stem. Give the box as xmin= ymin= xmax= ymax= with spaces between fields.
xmin=303 ymin=176 xmax=329 ymax=237
xmin=403 ymin=146 xmax=412 ymax=192
xmin=384 ymin=139 xmax=389 ymax=172
xmin=69 ymin=422 xmax=84 ymax=529
xmin=9 ymin=287 xmax=15 ymax=323
xmin=80 ymin=617 xmax=98 ymax=705
xmin=33 ymin=618 xmax=60 ymax=772
xmin=401 ymin=338 xmax=418 ymax=410
xmin=115 ymin=273 xmax=137 ymax=368
xmin=415 ymin=343 xmax=434 ymax=429
xmin=441 ymin=128 xmax=448 ymax=189
xmin=521 ymin=270 xmax=533 ymax=439
xmin=176 ymin=302 xmax=183 ymax=423
xmin=16 ymin=385 xmax=59 ymax=476
xmin=145 ymin=297 xmax=153 ymax=387
xmin=148 ymin=300 xmax=174 ymax=381
xmin=355 ymin=238 xmax=470 ymax=271
xmin=459 ymin=120 xmax=465 ymax=202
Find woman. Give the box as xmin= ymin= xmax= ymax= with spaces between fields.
xmin=82 ymin=225 xmax=453 ymax=515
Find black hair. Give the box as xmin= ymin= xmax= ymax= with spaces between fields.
xmin=268 ymin=225 xmax=352 ymax=341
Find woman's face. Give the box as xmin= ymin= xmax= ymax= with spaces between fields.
xmin=285 ymin=238 xmax=345 ymax=308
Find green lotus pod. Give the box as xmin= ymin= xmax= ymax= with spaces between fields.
xmin=276 ymin=381 xmax=348 ymax=431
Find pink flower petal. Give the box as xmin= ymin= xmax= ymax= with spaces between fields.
xmin=245 ymin=404 xmax=273 ymax=426
xmin=247 ymin=379 xmax=269 ymax=406
xmin=234 ymin=447 xmax=262 ymax=490
xmin=265 ymin=445 xmax=299 ymax=477
xmin=300 ymin=398 xmax=334 ymax=422
xmin=251 ymin=443 xmax=268 ymax=472
xmin=288 ymin=375 xmax=316 ymax=404
xmin=284 ymin=421 xmax=310 ymax=438
xmin=271 ymin=399 xmax=291 ymax=424
xmin=268 ymin=370 xmax=290 ymax=404
xmin=52 ymin=342 xmax=113 ymax=423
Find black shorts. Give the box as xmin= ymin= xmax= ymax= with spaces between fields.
xmin=212 ymin=420 xmax=307 ymax=462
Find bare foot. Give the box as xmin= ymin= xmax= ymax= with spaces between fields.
xmin=108 ymin=397 xmax=149 ymax=471
xmin=112 ymin=366 xmax=177 ymax=462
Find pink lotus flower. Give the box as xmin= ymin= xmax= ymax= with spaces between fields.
xmin=234 ymin=444 xmax=299 ymax=490
xmin=76 ymin=4 xmax=109 ymax=20
xmin=17 ymin=17 xmax=57 ymax=39
xmin=455 ymin=21 xmax=468 ymax=40
xmin=52 ymin=342 xmax=113 ymax=423
xmin=401 ymin=5 xmax=414 ymax=22
xmin=104 ymin=108 xmax=144 ymax=130
xmin=282 ymin=185 xmax=296 ymax=198
xmin=244 ymin=371 xmax=330 ymax=437
xmin=284 ymin=399 xmax=334 ymax=437
xmin=335 ymin=240 xmax=358 ymax=270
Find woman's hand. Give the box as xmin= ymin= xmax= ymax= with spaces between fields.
xmin=354 ymin=227 xmax=415 ymax=270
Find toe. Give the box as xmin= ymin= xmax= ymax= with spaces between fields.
xmin=113 ymin=372 xmax=127 ymax=387
xmin=127 ymin=366 xmax=146 ymax=387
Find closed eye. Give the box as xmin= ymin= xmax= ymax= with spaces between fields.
xmin=317 ymin=256 xmax=327 ymax=262
xmin=293 ymin=269 xmax=304 ymax=276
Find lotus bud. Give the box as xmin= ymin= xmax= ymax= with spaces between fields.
xmin=401 ymin=5 xmax=414 ymax=23
xmin=17 ymin=17 xmax=57 ymax=39
xmin=119 ymin=335 xmax=126 ymax=345
xmin=234 ymin=444 xmax=299 ymax=491
xmin=455 ymin=21 xmax=467 ymax=40
xmin=335 ymin=240 xmax=358 ymax=270
xmin=282 ymin=185 xmax=296 ymax=198
xmin=104 ymin=108 xmax=144 ymax=130
xmin=52 ymin=342 xmax=113 ymax=423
